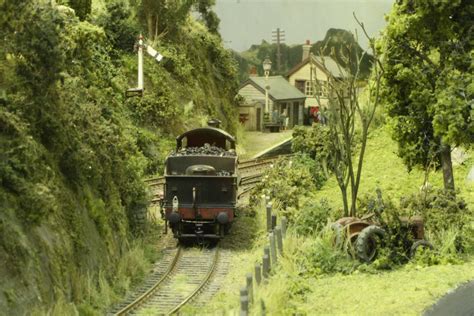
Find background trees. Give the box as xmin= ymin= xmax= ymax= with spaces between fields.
xmin=380 ymin=0 xmax=473 ymax=191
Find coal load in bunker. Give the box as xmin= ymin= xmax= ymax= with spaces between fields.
xmin=161 ymin=122 xmax=238 ymax=240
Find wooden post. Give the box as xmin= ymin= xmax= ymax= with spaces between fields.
xmin=266 ymin=203 xmax=272 ymax=232
xmin=246 ymin=273 xmax=253 ymax=304
xmin=255 ymin=263 xmax=262 ymax=285
xmin=269 ymin=233 xmax=277 ymax=265
xmin=275 ymin=226 xmax=283 ymax=255
xmin=262 ymin=255 xmax=270 ymax=278
xmin=240 ymin=287 xmax=249 ymax=316
xmin=281 ymin=216 xmax=287 ymax=238
xmin=264 ymin=246 xmax=270 ymax=259
xmin=271 ymin=214 xmax=277 ymax=230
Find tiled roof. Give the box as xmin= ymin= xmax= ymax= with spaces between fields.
xmin=245 ymin=75 xmax=306 ymax=101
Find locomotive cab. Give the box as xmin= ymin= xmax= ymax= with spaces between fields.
xmin=163 ymin=127 xmax=238 ymax=240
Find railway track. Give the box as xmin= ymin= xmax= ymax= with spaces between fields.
xmin=113 ymin=246 xmax=219 ymax=315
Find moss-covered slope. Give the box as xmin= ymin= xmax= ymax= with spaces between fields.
xmin=0 ymin=0 xmax=239 ymax=313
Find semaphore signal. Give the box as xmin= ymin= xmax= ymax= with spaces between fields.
xmin=126 ymin=34 xmax=163 ymax=97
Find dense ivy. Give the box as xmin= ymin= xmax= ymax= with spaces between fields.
xmin=0 ymin=0 xmax=238 ymax=313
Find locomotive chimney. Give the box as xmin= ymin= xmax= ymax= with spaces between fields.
xmin=207 ymin=118 xmax=221 ymax=128
xmin=302 ymin=39 xmax=311 ymax=61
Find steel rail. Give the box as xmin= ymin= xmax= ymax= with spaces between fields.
xmin=114 ymin=246 xmax=182 ymax=315
xmin=168 ymin=247 xmax=220 ymax=314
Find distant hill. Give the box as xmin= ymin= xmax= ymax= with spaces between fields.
xmin=312 ymin=28 xmax=374 ymax=78
xmin=234 ymin=28 xmax=373 ymax=83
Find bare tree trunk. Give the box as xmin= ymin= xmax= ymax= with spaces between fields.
xmin=147 ymin=14 xmax=154 ymax=41
xmin=350 ymin=126 xmax=368 ymax=217
xmin=340 ymin=183 xmax=349 ymax=217
xmin=440 ymin=144 xmax=455 ymax=191
xmin=154 ymin=14 xmax=159 ymax=44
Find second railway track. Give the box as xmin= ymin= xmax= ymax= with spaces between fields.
xmin=115 ymin=245 xmax=219 ymax=315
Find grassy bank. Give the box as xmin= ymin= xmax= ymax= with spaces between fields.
xmin=252 ymin=233 xmax=474 ymax=315
xmin=318 ymin=126 xmax=474 ymax=211
xmin=200 ymin=125 xmax=474 ymax=314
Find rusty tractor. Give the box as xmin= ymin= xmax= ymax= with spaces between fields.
xmin=333 ymin=215 xmax=433 ymax=263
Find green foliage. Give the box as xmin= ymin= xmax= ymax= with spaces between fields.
xmin=290 ymin=126 xmax=330 ymax=187
xmin=194 ymin=0 xmax=220 ymax=35
xmin=234 ymin=28 xmax=374 ymax=82
xmin=292 ymin=124 xmax=331 ymax=164
xmin=250 ymin=155 xmax=320 ymax=215
xmin=295 ymin=227 xmax=359 ymax=276
xmin=98 ymin=0 xmax=138 ymax=52
xmin=137 ymin=0 xmax=195 ymax=40
xmin=380 ymin=0 xmax=474 ymax=173
xmin=312 ymin=28 xmax=374 ymax=78
xmin=0 ymin=0 xmax=238 ymax=313
xmin=68 ymin=0 xmax=92 ymax=20
xmin=399 ymin=188 xmax=472 ymax=235
xmin=293 ymin=198 xmax=334 ymax=236
xmin=358 ymin=189 xmax=473 ymax=267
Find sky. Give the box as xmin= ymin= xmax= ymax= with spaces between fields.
xmin=214 ymin=0 xmax=394 ymax=52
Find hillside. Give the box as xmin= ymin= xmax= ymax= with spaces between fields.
xmin=0 ymin=1 xmax=239 ymax=314
xmin=234 ymin=28 xmax=373 ymax=82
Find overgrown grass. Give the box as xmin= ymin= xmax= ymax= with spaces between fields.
xmin=252 ymin=233 xmax=474 ymax=315
xmin=29 ymin=234 xmax=161 ymax=316
xmin=202 ymin=126 xmax=474 ymax=314
xmin=317 ymin=126 xmax=474 ymax=213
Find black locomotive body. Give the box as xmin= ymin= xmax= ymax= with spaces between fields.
xmin=162 ymin=127 xmax=238 ymax=239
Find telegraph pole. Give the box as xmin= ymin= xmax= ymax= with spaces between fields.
xmin=271 ymin=28 xmax=285 ymax=72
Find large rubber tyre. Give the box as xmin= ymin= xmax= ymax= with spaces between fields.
xmin=355 ymin=225 xmax=386 ymax=263
xmin=410 ymin=239 xmax=434 ymax=258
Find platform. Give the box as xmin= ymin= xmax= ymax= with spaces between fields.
xmin=239 ymin=130 xmax=293 ymax=160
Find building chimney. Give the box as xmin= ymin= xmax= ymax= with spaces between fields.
xmin=249 ymin=66 xmax=257 ymax=77
xmin=302 ymin=39 xmax=311 ymax=61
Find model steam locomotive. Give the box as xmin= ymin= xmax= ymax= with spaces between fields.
xmin=161 ymin=123 xmax=238 ymax=239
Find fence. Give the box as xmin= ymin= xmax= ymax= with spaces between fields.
xmin=239 ymin=195 xmax=287 ymax=316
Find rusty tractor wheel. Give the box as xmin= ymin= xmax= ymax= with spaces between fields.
xmin=410 ymin=239 xmax=434 ymax=258
xmin=355 ymin=225 xmax=386 ymax=263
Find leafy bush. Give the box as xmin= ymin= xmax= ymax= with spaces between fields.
xmin=399 ymin=188 xmax=472 ymax=245
xmin=97 ymin=0 xmax=138 ymax=52
xmin=357 ymin=189 xmax=472 ymax=267
xmin=293 ymin=198 xmax=334 ymax=236
xmin=250 ymin=154 xmax=321 ymax=215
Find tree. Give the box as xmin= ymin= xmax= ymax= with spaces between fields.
xmin=68 ymin=0 xmax=91 ymax=20
xmin=99 ymin=0 xmax=138 ymax=52
xmin=312 ymin=16 xmax=384 ymax=217
xmin=137 ymin=0 xmax=194 ymax=42
xmin=195 ymin=0 xmax=221 ymax=35
xmin=380 ymin=0 xmax=473 ymax=191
